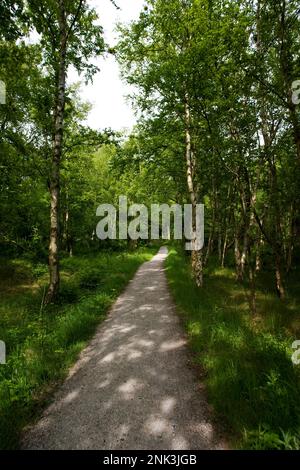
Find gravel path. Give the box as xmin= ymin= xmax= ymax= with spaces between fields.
xmin=22 ymin=247 xmax=225 ymax=450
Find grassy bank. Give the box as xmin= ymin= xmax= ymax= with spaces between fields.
xmin=0 ymin=247 xmax=156 ymax=449
xmin=165 ymin=246 xmax=300 ymax=449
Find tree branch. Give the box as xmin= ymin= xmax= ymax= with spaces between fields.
xmin=109 ymin=0 xmax=120 ymax=10
xmin=66 ymin=0 xmax=84 ymax=42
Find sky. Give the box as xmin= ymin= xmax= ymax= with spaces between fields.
xmin=68 ymin=0 xmax=145 ymax=132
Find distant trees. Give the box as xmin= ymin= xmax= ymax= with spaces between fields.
xmin=117 ymin=0 xmax=300 ymax=301
xmin=0 ymin=1 xmax=115 ymax=302
xmin=1 ymin=0 xmax=300 ymax=306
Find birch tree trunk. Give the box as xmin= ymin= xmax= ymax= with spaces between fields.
xmin=184 ymin=92 xmax=203 ymax=287
xmin=45 ymin=1 xmax=67 ymax=304
xmin=256 ymin=0 xmax=286 ymax=299
xmin=204 ymin=176 xmax=216 ymax=266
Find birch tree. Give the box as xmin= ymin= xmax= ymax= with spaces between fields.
xmin=26 ymin=0 xmax=104 ymax=303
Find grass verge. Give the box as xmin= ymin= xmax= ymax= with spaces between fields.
xmin=165 ymin=246 xmax=300 ymax=449
xmin=0 ymin=247 xmax=156 ymax=449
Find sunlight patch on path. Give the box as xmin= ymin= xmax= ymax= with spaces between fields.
xmin=22 ymin=247 xmax=225 ymax=450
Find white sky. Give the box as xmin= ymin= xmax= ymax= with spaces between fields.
xmin=68 ymin=0 xmax=145 ymax=132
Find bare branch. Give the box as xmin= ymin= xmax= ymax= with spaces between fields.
xmin=109 ymin=0 xmax=120 ymax=10
xmin=66 ymin=0 xmax=84 ymax=42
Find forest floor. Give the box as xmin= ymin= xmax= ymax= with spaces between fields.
xmin=21 ymin=247 xmax=226 ymax=450
xmin=0 ymin=247 xmax=156 ymax=449
xmin=166 ymin=247 xmax=300 ymax=449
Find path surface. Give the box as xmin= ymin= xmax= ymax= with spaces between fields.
xmin=22 ymin=247 xmax=225 ymax=450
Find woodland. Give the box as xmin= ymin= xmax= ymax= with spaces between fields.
xmin=0 ymin=0 xmax=300 ymax=450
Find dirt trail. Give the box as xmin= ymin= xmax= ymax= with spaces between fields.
xmin=22 ymin=247 xmax=225 ymax=450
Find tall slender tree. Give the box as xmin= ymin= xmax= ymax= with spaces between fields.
xmin=26 ymin=0 xmax=105 ymax=303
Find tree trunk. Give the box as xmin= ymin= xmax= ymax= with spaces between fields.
xmin=184 ymin=91 xmax=203 ymax=287
xmin=204 ymin=202 xmax=215 ymax=266
xmin=255 ymin=235 xmax=264 ymax=273
xmin=234 ymin=228 xmax=242 ymax=281
xmin=192 ymin=250 xmax=203 ymax=287
xmin=204 ymin=226 xmax=214 ymax=266
xmin=45 ymin=1 xmax=67 ymax=304
xmin=248 ymin=264 xmax=257 ymax=316
xmin=286 ymin=201 xmax=295 ymax=273
xmin=221 ymin=230 xmax=228 ymax=268
xmin=240 ymin=228 xmax=249 ymax=278
xmin=218 ymin=232 xmax=222 ymax=264
xmin=64 ymin=208 xmax=73 ymax=257
xmin=255 ymin=2 xmax=286 ymax=299
xmin=275 ymin=252 xmax=285 ymax=300
xmin=240 ymin=167 xmax=252 ymax=279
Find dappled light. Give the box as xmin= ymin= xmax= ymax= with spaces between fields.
xmin=1 ymin=0 xmax=300 ymax=454
xmin=166 ymin=248 xmax=300 ymax=450
xmin=22 ymin=248 xmax=225 ymax=450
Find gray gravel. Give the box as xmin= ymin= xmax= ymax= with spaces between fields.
xmin=22 ymin=247 xmax=225 ymax=450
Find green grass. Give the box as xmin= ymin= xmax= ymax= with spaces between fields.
xmin=0 ymin=247 xmax=156 ymax=449
xmin=165 ymin=246 xmax=300 ymax=450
